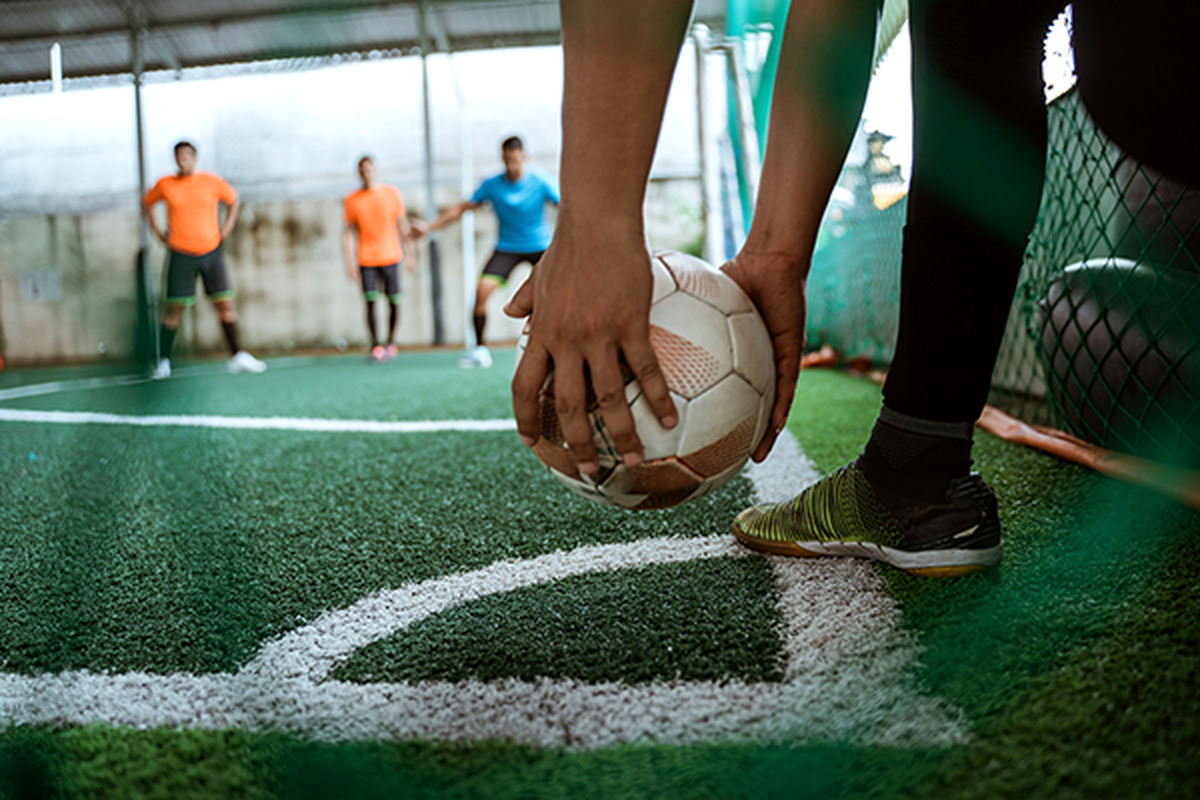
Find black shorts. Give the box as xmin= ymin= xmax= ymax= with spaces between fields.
xmin=360 ymin=264 xmax=401 ymax=301
xmin=164 ymin=245 xmax=233 ymax=305
xmin=481 ymin=250 xmax=544 ymax=286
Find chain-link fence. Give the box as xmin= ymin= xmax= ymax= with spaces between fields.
xmin=806 ymin=87 xmax=1200 ymax=468
xmin=993 ymin=89 xmax=1200 ymax=467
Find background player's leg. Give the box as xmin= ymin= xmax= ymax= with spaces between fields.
xmin=213 ymin=299 xmax=240 ymax=356
xmin=361 ymin=266 xmax=385 ymax=363
xmin=473 ymin=279 xmax=499 ymax=346
xmin=152 ymin=303 xmax=186 ymax=379
xmin=460 ymin=278 xmax=500 ymax=368
xmin=386 ymin=297 xmax=400 ymax=358
xmin=383 ymin=266 xmax=402 ymax=359
xmin=213 ymin=298 xmax=266 ymax=373
xmin=364 ymin=296 xmax=379 ymax=348
xmin=153 ymin=250 xmax=199 ymax=379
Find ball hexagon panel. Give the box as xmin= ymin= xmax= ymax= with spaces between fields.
xmin=628 ymin=391 xmax=689 ymax=461
xmin=727 ymin=311 xmax=775 ymax=397
xmin=599 ymin=456 xmax=705 ymax=510
xmin=649 ymin=293 xmax=733 ymax=399
xmin=676 ymin=373 xmax=764 ymax=458
xmin=649 ymin=251 xmax=679 ymax=305
xmin=656 ymin=251 xmax=755 ymax=316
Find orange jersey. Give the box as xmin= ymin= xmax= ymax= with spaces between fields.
xmin=344 ymin=184 xmax=406 ymax=267
xmin=142 ymin=172 xmax=237 ymax=256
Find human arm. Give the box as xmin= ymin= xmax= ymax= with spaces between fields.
xmin=722 ymin=0 xmax=877 ymax=461
xmin=504 ymin=0 xmax=693 ymax=475
xmin=220 ymin=197 xmax=241 ymax=240
xmin=416 ymin=199 xmax=483 ymax=238
xmin=342 ymin=224 xmax=359 ymax=282
xmin=141 ymin=184 xmax=167 ymax=243
xmin=399 ymin=215 xmax=419 ymax=273
xmin=142 ymin=203 xmax=167 ymax=244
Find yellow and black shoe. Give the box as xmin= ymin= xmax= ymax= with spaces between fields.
xmin=733 ymin=461 xmax=1002 ymax=578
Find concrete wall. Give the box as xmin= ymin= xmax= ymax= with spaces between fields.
xmin=0 ymin=45 xmax=712 ymax=365
xmin=0 ymin=177 xmax=702 ymax=364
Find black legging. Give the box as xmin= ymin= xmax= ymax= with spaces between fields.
xmin=883 ymin=0 xmax=1198 ymax=423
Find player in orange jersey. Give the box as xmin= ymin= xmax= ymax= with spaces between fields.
xmin=343 ymin=156 xmax=418 ymax=363
xmin=142 ymin=141 xmax=266 ymax=378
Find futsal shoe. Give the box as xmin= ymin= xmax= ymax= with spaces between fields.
xmin=732 ymin=461 xmax=1002 ymax=577
xmin=150 ymin=358 xmax=171 ymax=380
xmin=369 ymin=345 xmax=387 ymax=364
xmin=228 ymin=351 xmax=267 ymax=374
xmin=457 ymin=345 xmax=493 ymax=369
xmin=385 ymin=344 xmax=400 ymax=360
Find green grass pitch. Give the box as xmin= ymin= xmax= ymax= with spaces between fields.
xmin=0 ymin=350 xmax=1196 ymax=798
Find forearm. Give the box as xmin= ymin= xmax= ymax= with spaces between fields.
xmin=342 ymin=231 xmax=357 ymax=271
xmin=142 ymin=209 xmax=165 ymax=242
xmin=742 ymin=0 xmax=877 ymax=268
xmin=220 ymin=200 xmax=241 ymax=239
xmin=427 ymin=203 xmax=468 ymax=233
xmin=557 ymin=0 xmax=694 ymax=239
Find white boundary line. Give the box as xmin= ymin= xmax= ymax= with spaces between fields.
xmin=0 ymin=408 xmax=516 ymax=433
xmin=0 ymin=358 xmax=317 ymax=403
xmin=0 ymin=431 xmax=967 ymax=749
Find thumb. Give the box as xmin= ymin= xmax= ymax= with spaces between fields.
xmin=503 ymin=280 xmax=534 ymax=318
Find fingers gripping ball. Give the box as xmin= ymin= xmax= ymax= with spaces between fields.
xmin=515 ymin=250 xmax=775 ymax=509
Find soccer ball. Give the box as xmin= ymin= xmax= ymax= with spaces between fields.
xmin=515 ymin=250 xmax=775 ymax=509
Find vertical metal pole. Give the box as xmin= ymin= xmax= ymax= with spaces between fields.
xmin=454 ymin=63 xmax=476 ymax=350
xmin=419 ymin=1 xmax=445 ymax=345
xmin=131 ymin=21 xmax=159 ymax=364
xmin=50 ymin=42 xmax=63 ymax=93
xmin=691 ymin=24 xmax=724 ymax=265
xmin=726 ymin=40 xmax=761 ymax=223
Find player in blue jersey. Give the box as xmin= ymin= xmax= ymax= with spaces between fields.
xmin=416 ymin=136 xmax=560 ymax=368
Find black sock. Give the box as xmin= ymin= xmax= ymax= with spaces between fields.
xmin=365 ymin=301 xmax=378 ymax=347
xmin=473 ymin=314 xmax=486 ymax=347
xmin=159 ymin=325 xmax=177 ymax=360
xmin=221 ymin=321 xmax=240 ymax=355
xmin=387 ymin=302 xmax=399 ymax=345
xmin=858 ymin=407 xmax=974 ymax=503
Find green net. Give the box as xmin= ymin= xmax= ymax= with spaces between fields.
xmin=993 ymin=89 xmax=1200 ymax=468
xmin=807 ymin=87 xmax=1200 ymax=468
xmin=807 ymin=191 xmax=904 ymax=365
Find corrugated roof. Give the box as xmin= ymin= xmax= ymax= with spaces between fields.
xmin=0 ymin=0 xmax=726 ymax=85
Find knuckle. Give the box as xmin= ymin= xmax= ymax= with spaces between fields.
xmin=632 ymin=360 xmax=662 ymax=383
xmin=594 ymin=386 xmax=625 ymax=408
xmin=554 ymin=396 xmax=583 ymax=419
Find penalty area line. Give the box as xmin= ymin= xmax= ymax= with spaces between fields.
xmin=0 ymin=408 xmax=516 ymax=433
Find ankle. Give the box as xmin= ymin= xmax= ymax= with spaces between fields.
xmin=858 ymin=407 xmax=974 ymax=504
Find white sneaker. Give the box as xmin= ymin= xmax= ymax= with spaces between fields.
xmin=150 ymin=358 xmax=171 ymax=380
xmin=228 ymin=351 xmax=267 ymax=373
xmin=456 ymin=345 xmax=493 ymax=369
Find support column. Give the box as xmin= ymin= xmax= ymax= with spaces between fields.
xmin=692 ymin=24 xmax=724 ymax=265
xmin=131 ymin=20 xmax=158 ymax=364
xmin=419 ymin=0 xmax=446 ymax=345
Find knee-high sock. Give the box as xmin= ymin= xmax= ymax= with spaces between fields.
xmin=221 ymin=321 xmax=240 ymax=355
xmin=365 ymin=300 xmax=378 ymax=347
xmin=159 ymin=325 xmax=177 ymax=360
xmin=859 ymin=407 xmax=975 ymax=503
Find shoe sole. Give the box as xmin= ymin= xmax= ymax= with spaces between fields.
xmin=732 ymin=521 xmax=1001 ymax=578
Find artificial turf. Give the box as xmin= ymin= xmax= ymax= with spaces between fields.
xmin=0 ymin=356 xmax=1196 ymax=798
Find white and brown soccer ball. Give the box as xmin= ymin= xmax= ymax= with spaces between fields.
xmin=515 ymin=250 xmax=775 ymax=510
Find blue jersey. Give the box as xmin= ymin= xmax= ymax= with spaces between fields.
xmin=470 ymin=169 xmax=559 ymax=253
